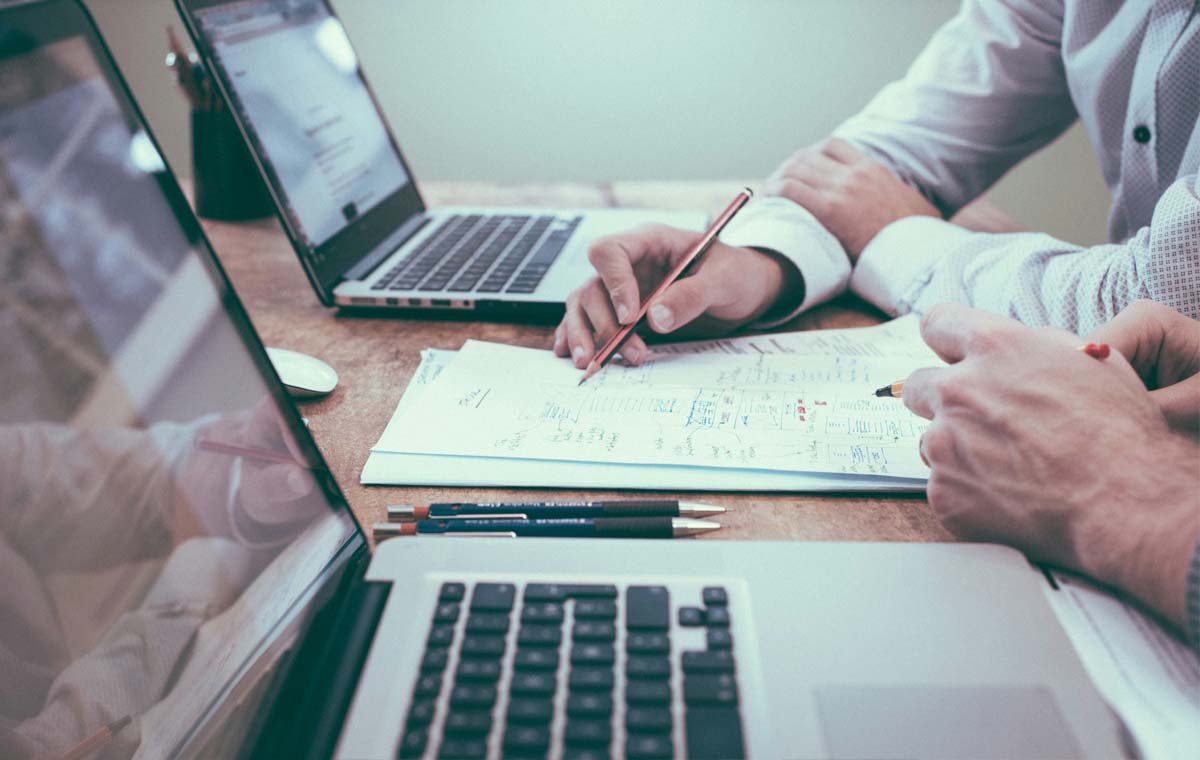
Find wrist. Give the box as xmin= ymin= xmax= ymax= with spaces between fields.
xmin=748 ymin=246 xmax=804 ymax=323
xmin=1085 ymin=438 xmax=1200 ymax=630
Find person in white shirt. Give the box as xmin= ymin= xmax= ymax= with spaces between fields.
xmin=553 ymin=0 xmax=1199 ymax=366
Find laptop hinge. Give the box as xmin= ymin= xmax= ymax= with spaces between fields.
xmin=250 ymin=558 xmax=392 ymax=760
xmin=343 ymin=214 xmax=430 ymax=282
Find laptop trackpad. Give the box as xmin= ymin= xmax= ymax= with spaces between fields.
xmin=815 ymin=685 xmax=1081 ymax=759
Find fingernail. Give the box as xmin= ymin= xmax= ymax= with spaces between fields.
xmin=572 ymin=346 xmax=586 ymax=361
xmin=623 ymin=345 xmax=642 ymax=364
xmin=615 ymin=303 xmax=630 ymax=323
xmin=650 ymin=304 xmax=674 ymax=331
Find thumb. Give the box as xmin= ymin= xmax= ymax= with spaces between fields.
xmin=239 ymin=463 xmax=314 ymax=523
xmin=1149 ymin=374 xmax=1200 ymax=436
xmin=645 ymin=272 xmax=720 ymax=334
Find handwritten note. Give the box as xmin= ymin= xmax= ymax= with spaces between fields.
xmin=374 ymin=338 xmax=933 ymax=479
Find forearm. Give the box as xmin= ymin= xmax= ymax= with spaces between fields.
xmin=851 ymin=175 xmax=1200 ymax=333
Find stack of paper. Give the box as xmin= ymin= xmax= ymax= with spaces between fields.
xmin=363 ymin=317 xmax=940 ymax=491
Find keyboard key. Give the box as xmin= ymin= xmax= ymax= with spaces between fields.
xmin=626 ymin=586 xmax=670 ymax=630
xmin=518 ymin=625 xmax=562 ymax=647
xmin=428 ymin=625 xmax=455 ymax=647
xmin=456 ymin=659 xmax=501 ymax=682
xmin=565 ymin=719 xmax=611 ymax=746
xmin=450 ymin=684 xmax=496 ymax=708
xmin=397 ymin=728 xmax=427 ymax=758
xmin=406 ymin=699 xmax=436 ymax=726
xmin=626 ymin=707 xmax=672 ymax=733
xmin=507 ymin=698 xmax=554 ymax=724
xmin=684 ymin=673 xmax=738 ymax=704
xmin=503 ymin=725 xmax=550 ymax=754
xmin=414 ymin=673 xmax=443 ymax=697
xmin=567 ymin=692 xmax=613 ymax=717
xmin=525 ymin=583 xmax=620 ymax=602
xmin=437 ymin=737 xmax=486 ymax=759
xmin=573 ymin=621 xmax=615 ymax=641
xmin=682 ymin=650 xmax=734 ymax=673
xmin=626 ymin=656 xmax=670 ymax=679
xmin=433 ymin=602 xmax=461 ymax=623
xmin=421 ymin=649 xmax=449 ymax=671
xmin=466 ymin=613 xmax=510 ymax=634
xmin=626 ymin=680 xmax=671 ymax=704
xmin=707 ymin=628 xmax=733 ymax=650
xmin=678 ymin=606 xmax=705 ymax=627
xmin=685 ymin=704 xmax=745 ymax=759
xmin=569 ymin=667 xmax=614 ymax=690
xmin=470 ymin=583 xmax=516 ymax=611
xmin=439 ymin=582 xmax=466 ymax=601
xmin=705 ymin=606 xmax=731 ymax=627
xmin=574 ymin=599 xmax=617 ymax=619
xmin=521 ymin=602 xmax=565 ymax=623
xmin=523 ymin=583 xmax=569 ymax=601
xmin=626 ymin=633 xmax=669 ymax=654
xmin=461 ymin=637 xmax=506 ymax=659
xmin=627 ymin=733 xmax=673 ymax=758
xmin=702 ymin=586 xmax=728 ymax=606
xmin=571 ymin=643 xmax=615 ymax=666
xmin=443 ymin=710 xmax=492 ymax=736
xmin=514 ymin=648 xmax=559 ymax=670
xmin=510 ymin=672 xmax=556 ymax=696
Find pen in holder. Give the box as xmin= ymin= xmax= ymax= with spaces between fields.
xmin=190 ymin=106 xmax=273 ymax=221
xmin=167 ymin=25 xmax=272 ymax=221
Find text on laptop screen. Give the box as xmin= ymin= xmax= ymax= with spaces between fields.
xmin=195 ymin=0 xmax=410 ymax=250
xmin=0 ymin=8 xmax=358 ymax=758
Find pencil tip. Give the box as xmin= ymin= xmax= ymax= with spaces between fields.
xmin=578 ymin=362 xmax=600 ymax=386
xmin=873 ymin=385 xmax=892 ymax=397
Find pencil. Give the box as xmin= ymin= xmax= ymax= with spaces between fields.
xmin=195 ymin=437 xmax=307 ymax=467
xmin=60 ymin=715 xmax=131 ymax=760
xmin=578 ymin=188 xmax=754 ymax=385
xmin=872 ymin=342 xmax=1112 ymax=399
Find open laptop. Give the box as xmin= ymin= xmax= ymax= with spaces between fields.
xmin=173 ymin=0 xmax=705 ymax=317
xmin=0 ymin=2 xmax=1127 ymax=758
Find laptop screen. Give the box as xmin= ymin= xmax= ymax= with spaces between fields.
xmin=193 ymin=0 xmax=410 ymax=250
xmin=0 ymin=2 xmax=360 ymax=758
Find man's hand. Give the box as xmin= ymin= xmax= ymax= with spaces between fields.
xmin=765 ymin=138 xmax=940 ymax=259
xmin=553 ymin=224 xmax=798 ymax=368
xmin=902 ymin=303 xmax=1200 ymax=631
xmin=1088 ymin=299 xmax=1200 ymax=436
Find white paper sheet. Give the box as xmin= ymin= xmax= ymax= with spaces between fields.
xmin=1043 ymin=572 xmax=1200 ymax=759
xmin=374 ymin=341 xmax=932 ymax=479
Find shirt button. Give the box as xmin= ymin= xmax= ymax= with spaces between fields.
xmin=1132 ymin=125 xmax=1151 ymax=144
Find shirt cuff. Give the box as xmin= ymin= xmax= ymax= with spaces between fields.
xmin=850 ymin=215 xmax=974 ymax=316
xmin=719 ymin=196 xmax=851 ymax=327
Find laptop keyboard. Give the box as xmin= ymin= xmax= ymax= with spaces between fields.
xmin=397 ymin=581 xmax=746 ymax=759
xmin=371 ymin=214 xmax=582 ymax=296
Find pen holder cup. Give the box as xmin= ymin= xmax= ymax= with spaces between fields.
xmin=191 ymin=108 xmax=273 ymax=222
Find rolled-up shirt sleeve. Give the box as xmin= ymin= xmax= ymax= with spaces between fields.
xmin=833 ymin=0 xmax=1078 ymax=217
xmin=850 ymin=173 xmax=1200 ymax=332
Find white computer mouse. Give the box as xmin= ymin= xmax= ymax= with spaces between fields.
xmin=265 ymin=347 xmax=339 ymax=399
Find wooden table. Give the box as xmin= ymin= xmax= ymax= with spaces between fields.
xmin=201 ymin=182 xmax=951 ymax=545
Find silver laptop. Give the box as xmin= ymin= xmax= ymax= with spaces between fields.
xmin=174 ymin=0 xmax=705 ymax=317
xmin=0 ymin=3 xmax=1125 ymax=757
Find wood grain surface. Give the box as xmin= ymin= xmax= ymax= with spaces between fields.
xmin=200 ymin=181 xmax=953 ymax=546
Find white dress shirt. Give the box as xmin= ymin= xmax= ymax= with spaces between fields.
xmin=722 ymin=0 xmax=1199 ymax=334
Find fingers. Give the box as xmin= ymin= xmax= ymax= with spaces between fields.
xmin=901 ymin=366 xmax=951 ymax=420
xmin=1088 ymin=299 xmax=1200 ymax=386
xmin=563 ymin=289 xmax=599 ymax=368
xmin=559 ymin=279 xmax=651 ymax=368
xmin=644 ymin=265 xmax=727 ymax=334
xmin=588 ymin=225 xmax=699 ymax=324
xmin=239 ymin=462 xmax=313 ymax=514
xmin=1149 ymin=375 xmax=1200 ymax=436
xmin=918 ymin=303 xmax=1021 ymax=364
xmin=819 ymin=137 xmax=864 ymax=164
